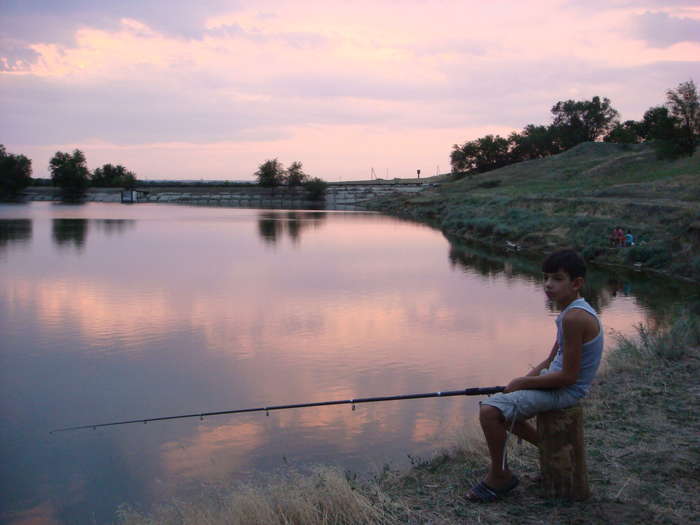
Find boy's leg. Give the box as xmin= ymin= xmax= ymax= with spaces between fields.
xmin=511 ymin=419 xmax=539 ymax=446
xmin=478 ymin=404 xmax=516 ymax=488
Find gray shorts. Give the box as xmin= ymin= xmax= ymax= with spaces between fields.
xmin=480 ymin=388 xmax=580 ymax=421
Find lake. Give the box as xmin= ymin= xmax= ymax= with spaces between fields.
xmin=0 ymin=202 xmax=691 ymax=524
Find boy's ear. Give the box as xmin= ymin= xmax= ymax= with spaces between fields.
xmin=572 ymin=276 xmax=585 ymax=291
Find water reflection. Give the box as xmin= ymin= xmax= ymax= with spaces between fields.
xmin=257 ymin=211 xmax=326 ymax=245
xmin=447 ymin=240 xmax=698 ymax=320
xmin=0 ymin=219 xmax=32 ymax=252
xmin=2 ymin=203 xmax=697 ymax=525
xmin=51 ymin=219 xmax=137 ymax=249
xmin=52 ymin=219 xmax=89 ymax=249
xmin=92 ymin=219 xmax=136 ymax=235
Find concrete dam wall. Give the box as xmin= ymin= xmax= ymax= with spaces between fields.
xmin=23 ymin=182 xmax=434 ymax=209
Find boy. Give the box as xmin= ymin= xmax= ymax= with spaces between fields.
xmin=466 ymin=249 xmax=603 ymax=502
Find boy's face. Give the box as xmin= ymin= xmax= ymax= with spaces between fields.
xmin=543 ymin=269 xmax=584 ymax=309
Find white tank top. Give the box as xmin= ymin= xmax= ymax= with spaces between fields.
xmin=548 ymin=297 xmax=604 ymax=398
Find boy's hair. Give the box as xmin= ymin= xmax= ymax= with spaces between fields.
xmin=542 ymin=249 xmax=586 ymax=280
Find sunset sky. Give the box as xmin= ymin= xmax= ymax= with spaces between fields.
xmin=1 ymin=0 xmax=699 ymax=181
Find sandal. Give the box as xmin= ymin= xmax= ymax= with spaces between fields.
xmin=465 ymin=475 xmax=519 ymax=502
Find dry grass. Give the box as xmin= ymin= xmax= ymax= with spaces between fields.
xmin=118 ymin=309 xmax=700 ymax=524
xmin=118 ymin=466 xmax=403 ymax=525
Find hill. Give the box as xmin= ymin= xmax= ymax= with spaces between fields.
xmin=367 ymin=142 xmax=700 ymax=282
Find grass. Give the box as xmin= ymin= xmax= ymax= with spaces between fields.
xmin=118 ymin=307 xmax=700 ymax=524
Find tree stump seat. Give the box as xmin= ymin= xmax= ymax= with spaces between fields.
xmin=536 ymin=404 xmax=590 ymax=501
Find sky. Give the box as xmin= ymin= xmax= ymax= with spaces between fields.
xmin=1 ymin=0 xmax=699 ymax=181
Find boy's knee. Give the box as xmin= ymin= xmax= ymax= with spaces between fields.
xmin=479 ymin=404 xmax=504 ymax=424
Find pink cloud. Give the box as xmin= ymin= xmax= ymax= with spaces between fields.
xmin=1 ymin=1 xmax=698 ymax=180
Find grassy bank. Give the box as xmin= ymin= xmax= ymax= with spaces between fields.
xmin=366 ymin=142 xmax=700 ymax=282
xmin=118 ymin=306 xmax=700 ymax=525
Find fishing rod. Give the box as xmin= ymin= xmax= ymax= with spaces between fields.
xmin=50 ymin=385 xmax=505 ymax=434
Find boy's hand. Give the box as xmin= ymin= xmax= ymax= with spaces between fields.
xmin=504 ymin=377 xmax=530 ymax=393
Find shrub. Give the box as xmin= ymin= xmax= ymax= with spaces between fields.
xmin=626 ymin=242 xmax=672 ymax=268
xmin=303 ymin=177 xmax=328 ymax=201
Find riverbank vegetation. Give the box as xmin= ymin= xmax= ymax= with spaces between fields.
xmin=368 ymin=141 xmax=700 ymax=282
xmin=117 ymin=305 xmax=700 ymax=524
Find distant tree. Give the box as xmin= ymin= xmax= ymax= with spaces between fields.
xmin=637 ymin=105 xmax=686 ymax=159
xmin=510 ymin=124 xmax=562 ymax=160
xmin=303 ymin=177 xmax=328 ymax=201
xmin=255 ymin=158 xmax=285 ymax=187
xmin=665 ymin=79 xmax=699 ymax=156
xmin=286 ymin=161 xmax=308 ymax=186
xmin=473 ymin=135 xmax=512 ymax=172
xmin=450 ymin=141 xmax=479 ymax=175
xmin=0 ymin=145 xmax=32 ymax=198
xmin=639 ymin=106 xmax=677 ymax=141
xmin=451 ymin=135 xmax=511 ymax=175
xmin=50 ymin=150 xmax=91 ymax=199
xmin=550 ymin=96 xmax=619 ymax=149
xmin=604 ymin=120 xmax=643 ymax=144
xmin=92 ymin=164 xmax=137 ymax=188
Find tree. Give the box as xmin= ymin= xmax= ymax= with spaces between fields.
xmin=50 ymin=150 xmax=91 ymax=199
xmin=255 ymin=158 xmax=285 ymax=187
xmin=0 ymin=145 xmax=32 ymax=198
xmin=639 ymin=106 xmax=677 ymax=140
xmin=510 ymin=124 xmax=562 ymax=160
xmin=450 ymin=135 xmax=512 ymax=175
xmin=92 ymin=164 xmax=137 ymax=188
xmin=603 ymin=120 xmax=642 ymax=144
xmin=638 ymin=105 xmax=686 ymax=159
xmin=665 ymin=79 xmax=699 ymax=156
xmin=286 ymin=161 xmax=308 ymax=186
xmin=303 ymin=177 xmax=327 ymax=201
xmin=550 ymin=96 xmax=619 ymax=149
xmin=450 ymin=141 xmax=480 ymax=175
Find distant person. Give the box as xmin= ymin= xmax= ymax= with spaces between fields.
xmin=466 ymin=249 xmax=603 ymax=502
xmin=615 ymin=227 xmax=625 ymax=247
xmin=625 ymin=230 xmax=634 ymax=247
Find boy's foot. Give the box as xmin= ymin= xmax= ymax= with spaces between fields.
xmin=465 ymin=475 xmax=519 ymax=503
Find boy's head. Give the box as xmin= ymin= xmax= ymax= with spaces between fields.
xmin=542 ymin=249 xmax=586 ymax=281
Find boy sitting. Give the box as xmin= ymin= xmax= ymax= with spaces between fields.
xmin=467 ymin=249 xmax=604 ymax=502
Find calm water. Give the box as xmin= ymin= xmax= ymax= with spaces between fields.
xmin=0 ymin=202 xmax=693 ymax=524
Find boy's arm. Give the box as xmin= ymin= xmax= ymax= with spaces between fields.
xmin=505 ymin=311 xmax=586 ymax=392
xmin=525 ymin=341 xmax=559 ymax=376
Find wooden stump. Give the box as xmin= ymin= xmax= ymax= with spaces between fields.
xmin=536 ymin=404 xmax=590 ymax=501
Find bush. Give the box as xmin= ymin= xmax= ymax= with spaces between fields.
xmin=92 ymin=164 xmax=137 ymax=188
xmin=611 ymin=309 xmax=700 ymax=365
xmin=303 ymin=177 xmax=328 ymax=201
xmin=626 ymin=242 xmax=672 ymax=268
